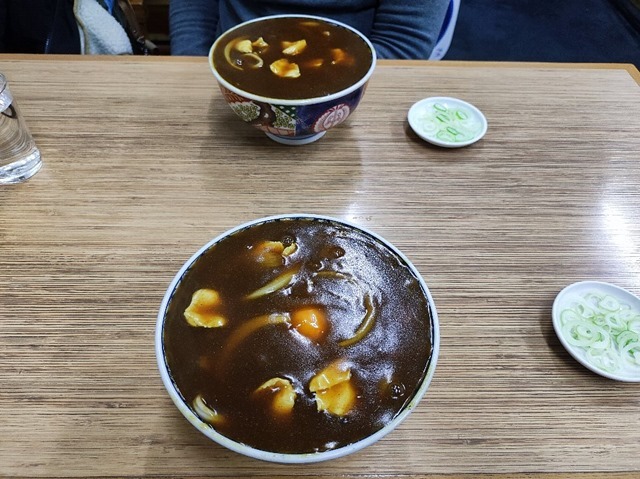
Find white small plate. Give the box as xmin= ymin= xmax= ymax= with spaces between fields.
xmin=552 ymin=281 xmax=640 ymax=382
xmin=408 ymin=97 xmax=487 ymax=148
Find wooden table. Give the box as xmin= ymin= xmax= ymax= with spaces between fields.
xmin=1 ymin=55 xmax=639 ymax=478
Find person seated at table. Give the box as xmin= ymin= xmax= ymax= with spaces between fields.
xmin=169 ymin=0 xmax=451 ymax=59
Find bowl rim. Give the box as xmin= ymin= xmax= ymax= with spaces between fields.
xmin=208 ymin=14 xmax=378 ymax=106
xmin=155 ymin=213 xmax=440 ymax=463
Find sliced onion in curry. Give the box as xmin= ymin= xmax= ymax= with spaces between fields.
xmin=193 ymin=394 xmax=225 ymax=425
xmin=339 ymin=294 xmax=376 ymax=347
xmin=245 ymin=265 xmax=300 ymax=300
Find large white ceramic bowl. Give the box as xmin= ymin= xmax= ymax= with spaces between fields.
xmin=156 ymin=214 xmax=439 ymax=463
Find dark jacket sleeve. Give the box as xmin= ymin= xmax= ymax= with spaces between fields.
xmin=369 ymin=0 xmax=450 ymax=59
xmin=170 ymin=0 xmax=220 ymax=55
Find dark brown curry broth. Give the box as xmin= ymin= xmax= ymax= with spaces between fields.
xmin=162 ymin=217 xmax=433 ymax=454
xmin=212 ymin=17 xmax=373 ymax=99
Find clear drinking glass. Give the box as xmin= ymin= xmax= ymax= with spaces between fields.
xmin=0 ymin=73 xmax=42 ymax=184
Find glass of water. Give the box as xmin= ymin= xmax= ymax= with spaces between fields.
xmin=0 ymin=73 xmax=42 ymax=184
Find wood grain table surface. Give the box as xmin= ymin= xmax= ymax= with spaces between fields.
xmin=1 ymin=55 xmax=639 ymax=478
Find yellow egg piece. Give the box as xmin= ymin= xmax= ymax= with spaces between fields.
xmin=314 ymin=380 xmax=356 ymax=416
xmin=184 ymin=289 xmax=227 ymax=328
xmin=309 ymin=360 xmax=356 ymax=416
xmin=309 ymin=360 xmax=351 ymax=392
xmin=291 ymin=307 xmax=329 ymax=342
xmin=255 ymin=377 xmax=297 ymax=415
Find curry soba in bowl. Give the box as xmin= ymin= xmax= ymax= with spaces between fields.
xmin=156 ymin=215 xmax=439 ymax=463
xmin=208 ymin=15 xmax=376 ymax=145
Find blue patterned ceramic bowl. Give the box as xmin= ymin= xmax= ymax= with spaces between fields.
xmin=209 ymin=15 xmax=376 ymax=145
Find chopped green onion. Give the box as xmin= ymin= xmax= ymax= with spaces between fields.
xmin=559 ymin=290 xmax=640 ymax=374
xmin=585 ymin=348 xmax=620 ymax=373
xmin=435 ymin=113 xmax=448 ymax=123
xmin=599 ymin=295 xmax=621 ymax=312
xmin=561 ymin=320 xmax=610 ymax=349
